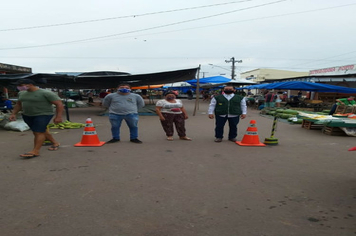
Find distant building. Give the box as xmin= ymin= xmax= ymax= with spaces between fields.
xmin=0 ymin=62 xmax=32 ymax=74
xmin=240 ymin=68 xmax=308 ymax=82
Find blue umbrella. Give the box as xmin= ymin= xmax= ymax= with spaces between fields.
xmin=263 ymin=81 xmax=356 ymax=93
xmin=186 ymin=76 xmax=231 ymax=86
xmin=239 ymin=81 xmax=356 ymax=93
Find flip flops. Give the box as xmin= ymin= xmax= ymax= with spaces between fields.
xmin=179 ymin=137 xmax=192 ymax=141
xmin=48 ymin=144 xmax=60 ymax=151
xmin=20 ymin=153 xmax=39 ymax=158
xmin=42 ymin=142 xmax=53 ymax=146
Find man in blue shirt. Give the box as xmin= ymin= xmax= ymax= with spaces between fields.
xmin=103 ymin=84 xmax=145 ymax=144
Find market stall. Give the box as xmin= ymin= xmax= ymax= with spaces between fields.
xmin=298 ymin=112 xmax=356 ymax=136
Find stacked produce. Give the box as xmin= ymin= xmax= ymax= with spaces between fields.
xmin=264 ymin=108 xmax=332 ymax=124
xmin=297 ymin=112 xmax=337 ymax=120
xmin=48 ymin=120 xmax=85 ymax=129
xmin=276 ymin=109 xmax=302 ymax=124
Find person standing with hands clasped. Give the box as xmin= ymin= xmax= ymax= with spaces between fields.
xmin=103 ymin=84 xmax=145 ymax=144
xmin=208 ymin=86 xmax=247 ymax=142
xmin=9 ymin=79 xmax=64 ymax=158
xmin=155 ymin=92 xmax=191 ymax=141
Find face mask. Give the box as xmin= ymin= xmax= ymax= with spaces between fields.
xmin=166 ymin=96 xmax=175 ymax=100
xmin=118 ymin=88 xmax=131 ymax=93
xmin=224 ymin=90 xmax=234 ymax=94
xmin=17 ymin=85 xmax=29 ymax=91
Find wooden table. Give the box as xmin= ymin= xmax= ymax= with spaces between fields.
xmin=301 ymin=119 xmax=324 ymax=130
xmin=301 ymin=117 xmax=356 ymax=135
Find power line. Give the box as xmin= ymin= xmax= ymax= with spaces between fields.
xmin=2 ymin=1 xmax=354 ymax=55
xmin=84 ymin=1 xmax=356 ymax=46
xmin=0 ymin=55 xmax=330 ymax=69
xmin=0 ymin=0 xmax=287 ymax=50
xmin=4 ymin=0 xmax=351 ymax=50
xmin=0 ymin=0 xmax=254 ymax=32
xmin=288 ymin=50 xmax=356 ymax=68
xmin=148 ymin=2 xmax=356 ymax=39
xmin=0 ymin=56 xmax=352 ymax=62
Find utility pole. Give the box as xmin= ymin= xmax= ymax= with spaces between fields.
xmin=225 ymin=57 xmax=242 ymax=80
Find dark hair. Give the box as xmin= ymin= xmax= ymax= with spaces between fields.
xmin=223 ymin=85 xmax=235 ymax=90
xmin=118 ymin=83 xmax=131 ymax=88
xmin=164 ymin=91 xmax=176 ymax=96
xmin=15 ymin=79 xmax=36 ymax=85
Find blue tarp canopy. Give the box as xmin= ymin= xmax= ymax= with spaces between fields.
xmin=161 ymin=86 xmax=192 ymax=93
xmin=186 ymin=76 xmax=231 ymax=86
xmin=239 ymin=83 xmax=271 ymax=90
xmin=239 ymin=81 xmax=356 ymax=93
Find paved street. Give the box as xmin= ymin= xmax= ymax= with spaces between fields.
xmin=0 ymin=99 xmax=355 ymax=236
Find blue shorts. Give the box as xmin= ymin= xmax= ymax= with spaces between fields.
xmin=22 ymin=115 xmax=53 ymax=132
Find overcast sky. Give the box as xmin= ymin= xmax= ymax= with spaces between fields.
xmin=1 ymin=0 xmax=356 ymax=78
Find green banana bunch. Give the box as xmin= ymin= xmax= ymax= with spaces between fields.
xmin=48 ymin=120 xmax=85 ymax=129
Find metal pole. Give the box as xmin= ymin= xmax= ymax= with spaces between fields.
xmin=264 ymin=116 xmax=278 ymax=145
xmin=193 ymin=65 xmax=201 ymax=116
xmin=3 ymin=87 xmax=8 ymax=99
xmin=63 ymin=77 xmax=70 ymax=121
xmin=270 ymin=116 xmax=277 ymax=138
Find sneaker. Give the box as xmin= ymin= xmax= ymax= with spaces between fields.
xmin=214 ymin=138 xmax=222 ymax=142
xmin=130 ymin=139 xmax=143 ymax=144
xmin=229 ymin=138 xmax=237 ymax=142
xmin=106 ymin=139 xmax=120 ymax=144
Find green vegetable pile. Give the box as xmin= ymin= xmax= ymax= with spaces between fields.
xmin=264 ymin=108 xmax=330 ymax=124
xmin=48 ymin=120 xmax=85 ymax=129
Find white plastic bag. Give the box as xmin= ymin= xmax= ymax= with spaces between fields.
xmin=340 ymin=127 xmax=356 ymax=137
xmin=0 ymin=113 xmax=11 ymax=128
xmin=75 ymin=101 xmax=88 ymax=108
xmin=4 ymin=120 xmax=30 ymax=132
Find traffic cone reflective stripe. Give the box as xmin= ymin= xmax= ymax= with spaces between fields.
xmin=85 ymin=123 xmax=94 ymax=128
xmin=236 ymin=120 xmax=265 ymax=147
xmin=246 ymin=131 xmax=258 ymax=135
xmin=74 ymin=118 xmax=105 ymax=147
xmin=83 ymin=131 xmax=98 ymax=135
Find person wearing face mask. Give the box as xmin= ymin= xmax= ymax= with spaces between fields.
xmin=208 ymin=86 xmax=247 ymax=142
xmin=102 ymin=84 xmax=145 ymax=144
xmin=155 ymin=92 xmax=191 ymax=141
xmin=9 ymin=79 xmax=64 ymax=158
xmin=329 ymin=96 xmax=356 ymax=115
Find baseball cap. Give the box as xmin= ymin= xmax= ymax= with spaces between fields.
xmin=14 ymin=79 xmax=36 ymax=85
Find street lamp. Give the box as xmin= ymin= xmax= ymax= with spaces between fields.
xmin=208 ymin=63 xmax=231 ymax=72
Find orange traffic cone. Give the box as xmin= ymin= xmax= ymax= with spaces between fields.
xmin=348 ymin=146 xmax=356 ymax=151
xmin=74 ymin=118 xmax=105 ymax=147
xmin=236 ymin=120 xmax=266 ymax=147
